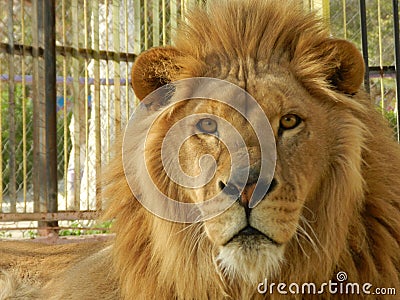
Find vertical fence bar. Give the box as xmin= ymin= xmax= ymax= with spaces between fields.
xmin=32 ymin=0 xmax=58 ymax=232
xmin=37 ymin=0 xmax=47 ymax=218
xmin=21 ymin=0 xmax=28 ymax=212
xmin=153 ymin=0 xmax=160 ymax=46
xmin=144 ymin=0 xmax=149 ymax=49
xmin=359 ymin=0 xmax=370 ymax=92
xmin=84 ymin=0 xmax=90 ymax=208
xmin=393 ymin=0 xmax=400 ymax=141
xmin=124 ymin=0 xmax=130 ymax=118
xmin=7 ymin=0 xmax=17 ymax=213
xmin=162 ymin=0 xmax=166 ymax=46
xmin=72 ymin=0 xmax=81 ymax=210
xmin=43 ymin=0 xmax=58 ymax=223
xmin=32 ymin=0 xmax=41 ymax=216
xmin=134 ymin=0 xmax=142 ymax=106
xmin=377 ymin=0 xmax=385 ymax=112
xmin=62 ymin=0 xmax=68 ymax=210
xmin=322 ymin=0 xmax=330 ymax=27
xmin=170 ymin=0 xmax=177 ymax=44
xmin=92 ymin=0 xmax=102 ymax=210
xmin=134 ymin=0 xmax=141 ymax=55
xmin=181 ymin=0 xmax=185 ymax=20
xmin=105 ymin=1 xmax=111 ymax=163
xmin=342 ymin=0 xmax=347 ymax=39
xmin=113 ymin=0 xmax=121 ymax=135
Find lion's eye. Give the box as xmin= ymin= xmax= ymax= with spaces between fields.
xmin=197 ymin=118 xmax=218 ymax=133
xmin=279 ymin=114 xmax=302 ymax=130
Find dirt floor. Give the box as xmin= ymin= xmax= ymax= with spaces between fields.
xmin=0 ymin=234 xmax=114 ymax=285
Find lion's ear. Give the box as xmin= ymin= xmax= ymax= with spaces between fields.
xmin=131 ymin=47 xmax=182 ymax=100
xmin=324 ymin=39 xmax=365 ymax=94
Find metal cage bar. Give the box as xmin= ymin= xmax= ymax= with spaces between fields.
xmin=360 ymin=0 xmax=370 ymax=92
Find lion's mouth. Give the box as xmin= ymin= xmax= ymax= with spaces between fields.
xmin=224 ymin=226 xmax=281 ymax=247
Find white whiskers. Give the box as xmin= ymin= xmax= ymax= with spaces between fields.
xmin=296 ymin=214 xmax=327 ymax=260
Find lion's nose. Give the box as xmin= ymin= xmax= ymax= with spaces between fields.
xmin=218 ymin=178 xmax=278 ymax=211
xmin=239 ymin=183 xmax=257 ymax=207
xmin=240 ymin=178 xmax=277 ymax=204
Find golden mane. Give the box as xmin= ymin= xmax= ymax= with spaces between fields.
xmin=101 ymin=1 xmax=400 ymax=299
xmin=173 ymin=0 xmax=365 ymax=102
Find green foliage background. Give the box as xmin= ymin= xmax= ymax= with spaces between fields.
xmin=1 ymin=85 xmax=72 ymax=193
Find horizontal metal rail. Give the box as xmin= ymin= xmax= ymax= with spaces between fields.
xmin=0 ymin=42 xmax=136 ymax=63
xmin=0 ymin=226 xmax=108 ymax=232
xmin=0 ymin=74 xmax=131 ymax=86
xmin=0 ymin=211 xmax=101 ymax=222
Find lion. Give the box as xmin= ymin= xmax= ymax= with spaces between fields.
xmin=1 ymin=0 xmax=400 ymax=299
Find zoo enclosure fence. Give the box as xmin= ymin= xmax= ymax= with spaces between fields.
xmin=0 ymin=0 xmax=399 ymax=238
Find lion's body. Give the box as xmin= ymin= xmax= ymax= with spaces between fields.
xmin=2 ymin=1 xmax=400 ymax=299
xmin=0 ymin=241 xmax=110 ymax=299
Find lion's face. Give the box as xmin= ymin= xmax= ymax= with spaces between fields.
xmin=127 ymin=13 xmax=366 ymax=284
xmin=197 ymin=74 xmax=334 ymax=282
xmin=136 ymin=69 xmax=335 ymax=283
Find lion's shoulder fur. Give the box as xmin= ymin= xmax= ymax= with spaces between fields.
xmin=0 ymin=241 xmax=111 ymax=299
xmin=0 ymin=270 xmax=40 ymax=300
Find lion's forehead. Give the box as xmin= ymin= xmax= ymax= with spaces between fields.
xmin=197 ymin=65 xmax=316 ymax=119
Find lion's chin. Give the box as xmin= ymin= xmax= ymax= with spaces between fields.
xmin=215 ymin=235 xmax=285 ymax=285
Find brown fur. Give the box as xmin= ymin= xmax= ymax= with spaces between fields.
xmin=0 ymin=241 xmax=109 ymax=299
xmin=1 ymin=1 xmax=400 ymax=299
